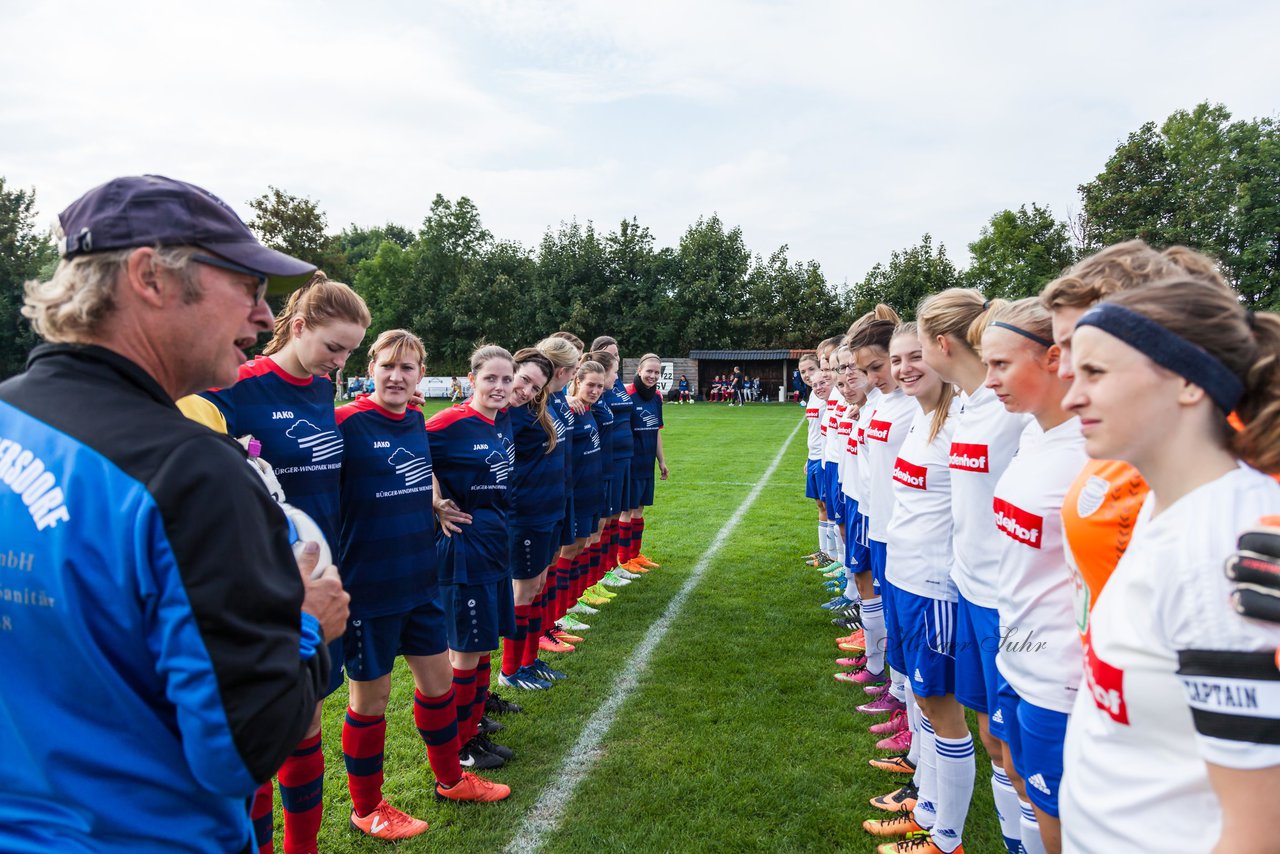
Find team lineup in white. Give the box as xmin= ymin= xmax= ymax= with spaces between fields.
xmin=2 ymin=176 xmax=1280 ymax=854
xmin=802 ymin=240 xmax=1280 ymax=853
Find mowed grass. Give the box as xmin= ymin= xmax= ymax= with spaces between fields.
xmin=282 ymin=400 xmax=1000 ymax=852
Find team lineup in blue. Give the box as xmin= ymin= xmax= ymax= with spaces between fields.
xmin=2 ymin=174 xmax=1280 ymax=854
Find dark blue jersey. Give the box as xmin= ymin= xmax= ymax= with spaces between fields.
xmin=627 ymin=384 xmax=664 ymax=469
xmin=570 ymin=403 xmax=603 ymax=513
xmin=508 ymin=401 xmax=566 ymax=528
xmin=606 ymin=377 xmax=635 ymax=462
xmin=335 ymin=396 xmax=438 ymax=619
xmin=591 ymin=397 xmax=614 ymax=468
xmin=201 ymin=356 xmax=342 ymax=547
xmin=550 ymin=389 xmax=574 ymax=518
xmin=426 ymin=402 xmax=513 ymax=585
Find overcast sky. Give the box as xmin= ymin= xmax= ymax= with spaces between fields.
xmin=3 ymin=1 xmax=1277 ymax=287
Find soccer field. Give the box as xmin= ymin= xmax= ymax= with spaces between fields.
xmin=293 ymin=401 xmax=1002 ymax=853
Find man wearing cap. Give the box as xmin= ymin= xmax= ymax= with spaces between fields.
xmin=0 ymin=175 xmax=349 ymax=853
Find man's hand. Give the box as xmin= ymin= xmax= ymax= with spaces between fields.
xmin=297 ymin=542 xmax=350 ymax=642
xmin=1225 ymin=517 xmax=1280 ymax=626
xmin=434 ymin=497 xmax=472 ymax=537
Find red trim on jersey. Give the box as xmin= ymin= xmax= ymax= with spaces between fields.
xmin=237 ymin=355 xmax=314 ymax=387
xmin=425 ymin=401 xmax=494 ymax=432
xmin=624 ymin=383 xmax=663 ymax=400
xmin=335 ymin=393 xmax=407 ymax=426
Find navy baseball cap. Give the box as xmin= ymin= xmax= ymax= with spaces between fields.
xmin=57 ymin=175 xmax=316 ymax=295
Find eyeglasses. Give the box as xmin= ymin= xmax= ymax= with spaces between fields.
xmin=191 ymin=254 xmax=269 ymax=304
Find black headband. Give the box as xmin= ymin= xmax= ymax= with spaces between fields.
xmin=1076 ymin=303 xmax=1244 ymax=413
xmin=989 ymin=321 xmax=1054 ymax=349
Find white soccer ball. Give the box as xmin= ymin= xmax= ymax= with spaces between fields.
xmin=283 ymin=502 xmax=333 ymax=578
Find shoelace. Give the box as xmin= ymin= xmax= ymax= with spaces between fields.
xmin=894 ymin=830 xmax=935 ymax=851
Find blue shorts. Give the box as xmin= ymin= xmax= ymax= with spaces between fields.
xmin=559 ymin=495 xmax=576 ymax=546
xmin=842 ymin=499 xmax=860 ymax=567
xmin=992 ymin=677 xmax=1068 ymax=817
xmin=870 ymin=541 xmax=901 ymax=670
xmin=805 ymin=459 xmax=822 ymax=500
xmin=509 ymin=522 xmax=561 ymax=580
xmin=631 ymin=475 xmax=655 ymax=507
xmin=954 ymin=593 xmax=1001 ymax=715
xmin=601 ymin=474 xmax=618 ymax=517
xmin=344 ymin=598 xmax=448 ymax=681
xmin=572 ymin=508 xmax=600 ymax=540
xmin=850 ymin=512 xmax=871 ymax=577
xmin=891 ymin=587 xmax=956 ymax=698
xmin=612 ymin=461 xmax=632 ymax=513
xmin=823 ymin=464 xmax=843 ymax=523
xmin=325 ymin=638 xmax=345 ymax=696
xmin=442 ymin=578 xmax=516 ymax=653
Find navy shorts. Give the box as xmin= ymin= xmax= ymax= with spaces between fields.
xmin=344 ymin=598 xmax=448 ymax=681
xmin=891 ymin=587 xmax=956 ymax=698
xmin=509 ymin=523 xmax=561 ymax=580
xmin=823 ymin=464 xmax=843 ymax=523
xmin=631 ymin=474 xmax=655 ymax=508
xmin=805 ymin=459 xmax=822 ymax=500
xmin=954 ymin=593 xmax=1001 ymax=715
xmin=559 ymin=495 xmax=576 ymax=546
xmin=992 ymin=676 xmax=1068 ymax=817
xmin=572 ymin=507 xmax=600 ymax=540
xmin=612 ymin=461 xmax=632 ymax=512
xmin=325 ymin=638 xmax=345 ymax=696
xmin=442 ymin=578 xmax=517 ymax=653
xmin=601 ymin=474 xmax=618 ymax=517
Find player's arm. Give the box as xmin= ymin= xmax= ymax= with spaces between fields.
xmin=145 ymin=434 xmax=332 ymax=793
xmin=656 ymin=432 xmax=669 ymax=480
xmin=1206 ymin=763 xmax=1280 ymax=853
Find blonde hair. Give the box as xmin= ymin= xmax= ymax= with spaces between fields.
xmin=893 ymin=322 xmax=955 ymax=443
xmin=917 ymin=288 xmax=987 ymax=355
xmin=264 ymin=273 xmax=371 ymax=356
xmin=587 ymin=349 xmax=617 ymax=373
xmin=470 ymin=344 xmax=515 ymax=373
xmin=536 ymin=335 xmax=581 ymax=369
xmin=366 ymin=328 xmax=425 ymax=371
xmin=551 ymin=330 xmax=585 ymax=350
xmin=1039 ymin=239 xmax=1226 ymax=311
xmin=969 ymin=298 xmax=1052 ymax=353
xmin=23 ymin=246 xmax=199 ymax=343
xmin=847 ymin=304 xmax=902 ymax=354
xmin=570 ymin=360 xmax=606 ymax=396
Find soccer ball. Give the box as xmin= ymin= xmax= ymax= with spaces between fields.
xmin=282 ymin=502 xmax=333 ymax=579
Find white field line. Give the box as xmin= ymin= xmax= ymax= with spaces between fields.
xmin=504 ymin=418 xmax=805 ymax=854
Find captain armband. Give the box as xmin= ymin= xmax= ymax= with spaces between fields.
xmin=1177 ymin=649 xmax=1280 ymax=745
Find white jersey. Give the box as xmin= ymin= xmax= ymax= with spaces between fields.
xmin=855 ymin=387 xmax=882 ymax=509
xmin=862 ymin=388 xmax=917 ymax=543
xmin=822 ymin=398 xmax=846 ymax=465
xmin=804 ymin=391 xmax=826 ymax=461
xmin=992 ymin=417 xmax=1087 ymax=713
xmin=1061 ymin=467 xmax=1280 ymax=853
xmin=948 ymin=387 xmax=1032 ymax=608
xmin=885 ymin=401 xmax=960 ymax=601
xmin=839 ymin=402 xmax=860 ymax=502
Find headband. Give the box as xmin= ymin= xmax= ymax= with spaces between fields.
xmin=989 ymin=321 xmax=1054 ymax=349
xmin=1076 ymin=302 xmax=1244 ymax=413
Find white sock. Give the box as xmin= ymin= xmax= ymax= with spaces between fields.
xmin=904 ymin=683 xmax=922 ymax=767
xmin=816 ymin=522 xmax=825 ymax=555
xmin=932 ymin=732 xmax=976 ymax=853
xmin=1018 ymin=800 xmax=1045 ymax=854
xmin=843 ymin=573 xmax=859 ymax=601
xmin=824 ymin=521 xmax=840 ymax=559
xmin=991 ymin=763 xmax=1022 ymax=853
xmin=889 ymin=667 xmax=906 ymax=704
xmin=911 ymin=714 xmax=938 ymax=830
xmin=862 ymin=597 xmax=885 ymax=675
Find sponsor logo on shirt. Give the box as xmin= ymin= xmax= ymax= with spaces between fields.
xmin=893 ymin=458 xmax=927 ymax=490
xmin=637 ymin=408 xmax=660 ymax=429
xmin=948 ymin=442 xmax=989 ymax=473
xmin=388 ymin=447 xmax=432 ymax=487
xmin=993 ymin=498 xmax=1043 ymax=548
xmin=0 ymin=437 xmax=71 ymax=531
xmin=866 ymin=420 xmax=891 ymax=442
xmin=286 ymin=419 xmax=343 ymax=463
xmin=486 ymin=450 xmax=511 ymax=483
xmin=806 ymin=408 xmax=819 ymax=421
xmin=846 ymin=435 xmax=858 ymax=456
xmin=837 ymin=420 xmax=853 ymax=437
xmin=1075 ymin=475 xmax=1109 ymax=518
xmin=1083 ymin=632 xmax=1129 ymax=724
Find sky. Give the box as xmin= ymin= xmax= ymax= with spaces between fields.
xmin=2 ymin=0 xmax=1277 ymax=288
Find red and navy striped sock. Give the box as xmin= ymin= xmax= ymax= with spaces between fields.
xmin=591 ymin=540 xmax=605 ymax=584
xmin=502 ymin=604 xmax=531 ymax=676
xmin=414 ymin=687 xmax=462 ymax=786
xmin=522 ymin=589 xmax=544 ymax=667
xmin=278 ymin=732 xmax=324 ymax=854
xmin=467 ymin=655 xmax=491 ymax=741
xmin=341 ymin=708 xmax=386 ymax=817
xmin=633 ymin=517 xmax=646 ymax=558
xmin=249 ymin=780 xmax=273 ymax=854
xmin=452 ymin=667 xmax=478 ymax=745
xmin=617 ymin=521 xmax=633 ymax=563
xmin=551 ymin=556 xmax=573 ymax=621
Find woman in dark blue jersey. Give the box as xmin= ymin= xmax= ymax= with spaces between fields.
xmin=497 ymin=348 xmax=562 ymax=691
xmin=201 ymin=274 xmax=368 ymax=854
xmin=621 ymin=353 xmax=669 ymax=571
xmin=426 ymin=345 xmax=518 ymax=772
xmin=589 ymin=336 xmax=642 ymax=586
xmin=578 ymin=350 xmax=622 ymax=603
xmin=336 ymin=331 xmax=509 ymax=841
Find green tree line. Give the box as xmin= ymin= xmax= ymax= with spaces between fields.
xmin=2 ymin=101 xmax=1276 ymax=378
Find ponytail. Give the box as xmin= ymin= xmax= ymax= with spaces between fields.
xmin=264 ymin=272 xmax=370 ymax=356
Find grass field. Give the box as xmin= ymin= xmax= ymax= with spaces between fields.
xmin=280 ymin=400 xmax=1001 ymax=853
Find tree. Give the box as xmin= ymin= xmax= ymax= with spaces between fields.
xmin=741 ymin=246 xmax=848 ymax=348
xmin=0 ymin=179 xmax=57 ymax=378
xmin=247 ymin=186 xmax=348 ymax=279
xmin=965 ymin=205 xmax=1075 ymax=300
xmin=669 ymin=215 xmax=752 ymax=352
xmin=1079 ymin=102 xmax=1280 ymax=308
xmin=852 ymin=234 xmax=959 ymax=320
